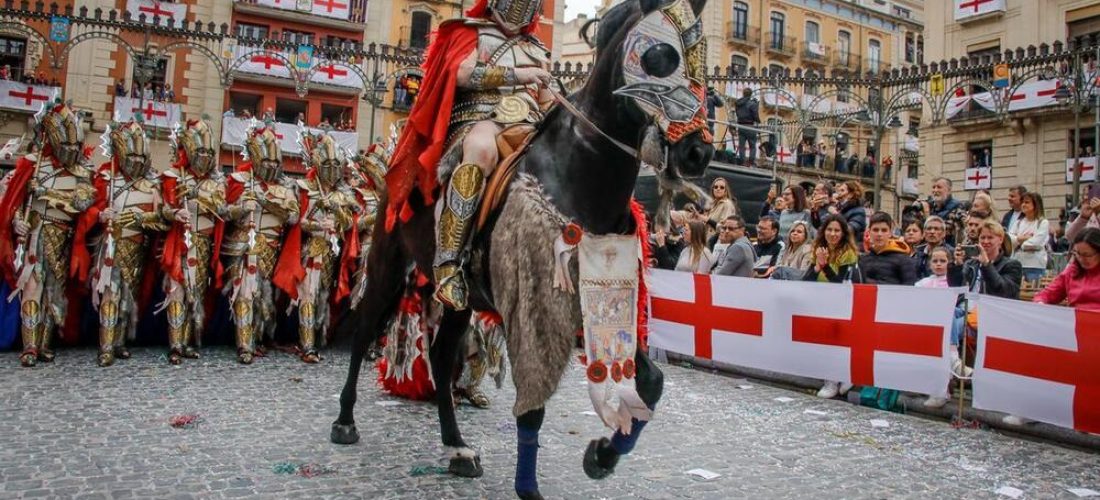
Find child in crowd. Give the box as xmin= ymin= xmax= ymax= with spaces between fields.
xmin=915 ymin=246 xmax=951 ymax=288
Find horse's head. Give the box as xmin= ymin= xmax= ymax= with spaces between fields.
xmin=591 ymin=0 xmax=713 ymax=180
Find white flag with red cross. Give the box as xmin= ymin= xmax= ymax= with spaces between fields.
xmin=964 ymin=166 xmax=992 ymax=191
xmin=126 ymin=0 xmax=187 ymax=26
xmin=974 ymin=297 xmax=1100 ymax=434
xmin=114 ymin=96 xmax=181 ymax=129
xmin=309 ymin=62 xmax=362 ymax=88
xmin=648 ymin=271 xmax=956 ymax=397
xmin=954 ymin=0 xmax=1005 ymax=22
xmin=310 ymin=0 xmax=350 ymax=19
xmin=237 ymin=49 xmax=293 ymax=79
xmin=1065 ymin=157 xmax=1098 ymax=183
xmin=0 ymin=80 xmax=59 ymax=112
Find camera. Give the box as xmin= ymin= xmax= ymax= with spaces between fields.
xmin=961 ymin=245 xmax=981 ymax=259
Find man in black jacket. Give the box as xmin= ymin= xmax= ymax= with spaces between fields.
xmin=705 ymin=87 xmax=724 ymax=135
xmin=753 ymin=216 xmax=784 ymax=278
xmin=734 ymin=88 xmax=760 ymax=166
xmin=859 ymin=212 xmax=918 ymax=285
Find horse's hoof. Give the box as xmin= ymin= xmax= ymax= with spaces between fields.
xmin=516 ymin=491 xmax=544 ymax=500
xmin=582 ymin=438 xmax=619 ymax=480
xmin=330 ymin=422 xmax=360 ymax=445
xmin=448 ymin=455 xmax=483 ymax=478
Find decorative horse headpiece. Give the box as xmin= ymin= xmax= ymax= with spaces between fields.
xmin=242 ymin=118 xmax=283 ymax=183
xmin=298 ymin=125 xmax=347 ymax=189
xmin=170 ymin=117 xmax=216 ymax=176
xmin=489 ymin=0 xmax=543 ymax=34
xmin=100 ymin=117 xmax=151 ymax=179
xmin=36 ymin=100 xmax=85 ymax=168
xmin=615 ymin=0 xmax=710 ymax=145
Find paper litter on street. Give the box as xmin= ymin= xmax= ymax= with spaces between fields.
xmin=870 ymin=419 xmax=890 ymax=428
xmin=773 ymin=396 xmax=795 ymax=403
xmin=1069 ymin=488 xmax=1100 ymax=498
xmin=684 ymin=468 xmax=721 ymax=481
xmin=994 ymin=486 xmax=1024 ymax=498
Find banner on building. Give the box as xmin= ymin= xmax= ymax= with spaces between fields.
xmin=233 ymin=46 xmax=363 ymax=88
xmin=954 ymin=0 xmax=1005 ymax=22
xmin=126 ymin=0 xmax=187 ymax=26
xmin=1065 ymin=157 xmax=1098 ymax=184
xmin=49 ymin=16 xmax=70 ymax=43
xmin=648 ymin=271 xmax=957 ymax=397
xmin=114 ymin=97 xmax=181 ymax=129
xmin=964 ymin=166 xmax=992 ymax=191
xmin=254 ymin=0 xmax=352 ymax=21
xmin=0 ymin=81 xmax=60 ymax=113
xmin=221 ymin=117 xmax=359 ymax=157
xmin=974 ymin=296 xmax=1100 ymax=434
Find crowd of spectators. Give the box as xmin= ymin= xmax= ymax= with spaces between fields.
xmin=652 ymin=173 xmax=1100 ymax=416
xmin=114 ymin=80 xmax=177 ymax=102
xmin=1 ymin=65 xmax=60 ymax=87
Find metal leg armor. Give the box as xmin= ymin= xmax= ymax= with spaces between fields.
xmin=98 ymin=298 xmax=120 ymax=367
xmin=166 ymin=299 xmax=187 ymax=365
xmin=19 ymin=300 xmax=41 ymax=367
xmin=434 ymin=163 xmax=485 ymax=311
xmin=298 ymin=302 xmax=319 ymax=363
xmin=233 ymin=299 xmax=255 ymax=364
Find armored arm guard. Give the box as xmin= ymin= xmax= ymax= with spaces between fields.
xmin=466 ymin=62 xmax=519 ymax=90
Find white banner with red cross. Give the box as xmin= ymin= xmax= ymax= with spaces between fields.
xmin=974 ymin=296 xmax=1100 ymax=434
xmin=253 ymin=0 xmax=353 ymax=21
xmin=221 ymin=117 xmax=359 ymax=157
xmin=954 ymin=0 xmax=1005 ymax=22
xmin=114 ymin=96 xmax=181 ymax=129
xmin=1066 ymin=157 xmax=1098 ymax=183
xmin=126 ymin=0 xmax=187 ymax=26
xmin=648 ymin=271 xmax=956 ymax=397
xmin=0 ymin=80 xmax=60 ymax=113
xmin=233 ymin=47 xmax=363 ymax=88
xmin=964 ymin=166 xmax=992 ymax=191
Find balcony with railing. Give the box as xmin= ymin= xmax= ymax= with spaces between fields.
xmin=233 ymin=0 xmax=368 ymax=30
xmin=765 ymin=33 xmax=797 ymax=58
xmin=865 ymin=58 xmax=892 ymax=75
xmin=725 ymin=22 xmax=760 ymax=49
xmin=832 ymin=51 xmax=860 ymax=71
xmin=802 ymin=41 xmax=830 ymax=65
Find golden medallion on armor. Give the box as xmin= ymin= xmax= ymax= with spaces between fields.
xmin=491 ymin=95 xmax=533 ymax=125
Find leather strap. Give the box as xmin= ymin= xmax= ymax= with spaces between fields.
xmin=548 ymin=87 xmax=638 ymax=158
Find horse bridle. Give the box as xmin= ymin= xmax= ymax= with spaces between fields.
xmin=547 ymin=85 xmax=639 ymax=158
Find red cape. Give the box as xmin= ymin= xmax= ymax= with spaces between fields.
xmin=229 ymin=163 xmax=305 ymax=298
xmin=384 ymin=19 xmax=479 ymax=231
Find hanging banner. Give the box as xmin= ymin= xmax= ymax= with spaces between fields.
xmin=254 ymin=0 xmax=352 ymax=21
xmin=0 ymin=81 xmax=61 ymax=112
xmin=992 ymin=63 xmax=1010 ymax=89
xmin=221 ymin=117 xmax=359 ymax=157
xmin=954 ymin=0 xmax=1006 ymax=22
xmin=1065 ymin=157 xmax=1098 ymax=184
xmin=114 ymin=97 xmax=181 ymax=129
xmin=930 ymin=73 xmax=945 ymax=96
xmin=648 ymin=271 xmax=956 ymax=397
xmin=126 ymin=0 xmax=187 ymax=26
xmin=964 ymin=166 xmax=992 ymax=191
xmin=974 ymin=296 xmax=1100 ymax=434
xmin=233 ymin=46 xmax=363 ymax=88
xmin=49 ymin=16 xmax=70 ymax=43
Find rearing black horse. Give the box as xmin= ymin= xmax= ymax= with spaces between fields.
xmin=331 ymin=0 xmax=713 ymax=498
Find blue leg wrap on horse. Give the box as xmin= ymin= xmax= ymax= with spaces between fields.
xmin=515 ymin=426 xmax=539 ymax=493
xmin=610 ymin=419 xmax=649 ymax=455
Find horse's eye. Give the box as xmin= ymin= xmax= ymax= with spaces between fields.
xmin=640 ymin=43 xmax=680 ymax=78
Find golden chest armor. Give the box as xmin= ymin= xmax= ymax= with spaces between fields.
xmin=105 ymin=177 xmax=158 ymax=239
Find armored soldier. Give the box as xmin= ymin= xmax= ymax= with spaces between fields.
xmin=386 ymin=0 xmax=552 ymax=311
xmin=292 ymin=129 xmax=361 ymax=363
xmin=0 ymin=102 xmax=96 ymax=367
xmin=89 ymin=119 xmax=167 ymax=367
xmin=222 ymin=123 xmax=301 ymax=364
xmin=347 ymin=147 xmax=386 ymax=310
xmin=159 ymin=118 xmax=226 ymax=365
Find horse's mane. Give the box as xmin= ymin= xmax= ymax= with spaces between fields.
xmin=577 ymin=2 xmax=642 ymax=111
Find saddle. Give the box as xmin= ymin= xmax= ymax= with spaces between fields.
xmin=475 ymin=124 xmax=536 ymax=232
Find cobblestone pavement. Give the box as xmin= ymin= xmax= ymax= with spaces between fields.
xmin=1 ymin=348 xmax=1098 ymax=499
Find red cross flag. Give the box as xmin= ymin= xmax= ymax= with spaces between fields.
xmin=126 ymin=0 xmax=187 ymax=27
xmin=975 ymin=297 xmax=1100 ymax=433
xmin=954 ymin=0 xmax=1005 ymax=22
xmin=311 ymin=0 xmax=350 ymax=19
xmin=1065 ymin=157 xmax=1098 ymax=183
xmin=238 ymin=49 xmax=292 ymax=79
xmin=964 ymin=166 xmax=992 ymax=191
xmin=114 ymin=96 xmax=181 ymax=129
xmin=648 ymin=271 xmax=957 ymax=397
xmin=309 ymin=63 xmax=362 ymax=88
xmin=0 ymin=80 xmax=60 ymax=112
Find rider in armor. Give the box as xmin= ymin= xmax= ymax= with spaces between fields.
xmin=388 ymin=0 xmax=553 ymax=311
xmin=90 ymin=119 xmax=167 ymax=367
xmin=0 ymin=101 xmax=96 ymax=367
xmin=222 ymin=122 xmax=301 ymax=364
xmin=159 ymin=118 xmax=226 ymax=365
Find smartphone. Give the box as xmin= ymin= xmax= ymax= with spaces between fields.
xmin=962 ymin=245 xmax=981 ymax=258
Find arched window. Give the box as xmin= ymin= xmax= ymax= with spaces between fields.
xmin=805 ymin=21 xmax=820 ymax=44
xmin=731 ymin=54 xmax=749 ymax=75
xmin=733 ymin=2 xmax=749 ymax=39
xmin=409 ymin=11 xmax=432 ymax=50
xmin=869 ymin=39 xmax=882 ymax=73
xmin=837 ymin=30 xmax=852 ymax=65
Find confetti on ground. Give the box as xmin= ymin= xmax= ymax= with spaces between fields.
xmin=409 ymin=466 xmax=448 ymax=477
xmin=272 ymin=462 xmax=338 ymax=478
xmin=737 ymin=384 xmax=753 ymax=390
xmin=803 ymin=410 xmax=829 ymax=416
xmin=685 ymin=468 xmax=721 ymax=481
xmin=995 ymin=486 xmax=1024 ymax=498
xmin=773 ymin=397 xmax=795 ymax=403
xmin=272 ymin=462 xmax=299 ymax=475
xmin=581 ymin=410 xmax=598 ymax=416
xmin=168 ymin=414 xmax=202 ymax=429
xmin=375 ymin=400 xmax=402 ymax=407
xmin=1069 ymin=488 xmax=1100 ymax=498
xmin=288 ymin=376 xmax=303 ymax=383
xmin=870 ymin=419 xmax=890 ymax=428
